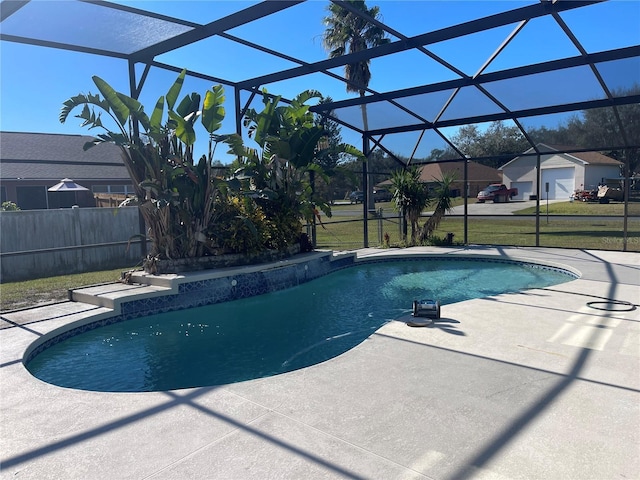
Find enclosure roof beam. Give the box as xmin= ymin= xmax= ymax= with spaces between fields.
xmin=82 ymin=0 xmax=200 ymax=26
xmin=147 ymin=60 xmax=238 ymax=87
xmin=237 ymin=0 xmax=598 ymax=89
xmin=311 ymin=45 xmax=640 ymax=113
xmin=0 ymin=33 xmax=131 ymax=59
xmin=0 ymin=0 xmax=29 ymax=22
xmin=129 ymin=1 xmax=303 ymax=62
xmin=365 ymin=94 xmax=640 ymax=137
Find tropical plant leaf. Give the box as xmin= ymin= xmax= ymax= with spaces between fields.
xmin=92 ymin=75 xmax=130 ymax=126
xmin=338 ymin=143 xmax=365 ymax=161
xmin=210 ymin=133 xmax=234 ymax=145
xmin=117 ymin=93 xmax=150 ymax=132
xmin=252 ymin=94 xmax=281 ymax=147
xmin=225 ymin=134 xmax=248 ymax=157
xmin=59 ymin=92 xmax=109 ymax=124
xmin=148 ymin=95 xmax=165 ymax=139
xmin=166 ymin=69 xmax=186 ymax=111
xmin=291 ymin=89 xmax=322 ymax=107
xmin=176 ymin=93 xmax=200 ymax=121
xmin=125 ymin=234 xmax=147 ymax=253
xmin=82 ymin=139 xmax=100 ymax=151
xmin=306 ymin=162 xmax=330 ymax=184
xmin=169 ymin=110 xmax=196 ymax=146
xmin=149 ymin=97 xmax=164 ymax=133
xmin=202 ymin=85 xmax=225 ymax=133
xmin=74 ymin=104 xmax=103 ymax=130
xmin=103 ymin=132 xmax=129 ymax=146
xmin=289 ymin=127 xmax=326 ymax=168
xmin=82 ymin=132 xmax=129 ymax=151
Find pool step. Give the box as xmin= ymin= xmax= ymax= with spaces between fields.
xmin=70 ymin=282 xmax=172 ymax=310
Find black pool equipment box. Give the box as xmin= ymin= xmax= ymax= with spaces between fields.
xmin=412 ymin=299 xmax=441 ymax=319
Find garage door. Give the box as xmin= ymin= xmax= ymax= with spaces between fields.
xmin=542 ymin=168 xmax=575 ymax=200
xmin=510 ymin=181 xmax=532 ymax=201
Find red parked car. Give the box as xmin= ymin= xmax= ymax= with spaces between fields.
xmin=477 ymin=184 xmax=518 ymax=203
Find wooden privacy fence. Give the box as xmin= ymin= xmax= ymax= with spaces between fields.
xmin=94 ymin=193 xmax=133 ymax=208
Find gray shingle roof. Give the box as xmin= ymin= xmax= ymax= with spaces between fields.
xmin=545 ymin=145 xmax=623 ymax=166
xmin=0 ymin=131 xmax=130 ymax=181
xmin=501 ymin=143 xmax=623 ymax=169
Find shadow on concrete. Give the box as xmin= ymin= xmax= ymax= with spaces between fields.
xmin=481 ymin=294 xmax=638 ymax=323
xmin=402 ymin=316 xmax=466 ymax=336
xmin=430 ymin=318 xmax=466 ymax=336
xmin=448 ymin=348 xmax=592 ymax=480
xmin=374 ymin=332 xmax=639 ymax=394
xmin=0 ymin=316 xmax=44 ymax=336
xmin=445 ymin=246 xmax=630 ymax=479
xmin=0 ymin=385 xmax=368 ymax=479
xmin=0 ymin=304 xmax=106 ymax=331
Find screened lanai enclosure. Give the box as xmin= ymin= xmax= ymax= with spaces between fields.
xmin=1 ymin=0 xmax=639 ymax=251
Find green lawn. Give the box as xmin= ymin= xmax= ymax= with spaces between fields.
xmin=330 ymin=198 xmax=639 ymax=216
xmin=513 ymin=200 xmax=640 ymax=216
xmin=434 ymin=217 xmax=639 ymax=250
xmin=316 ymin=212 xmax=639 ymax=252
xmin=0 ymin=268 xmax=126 ymax=313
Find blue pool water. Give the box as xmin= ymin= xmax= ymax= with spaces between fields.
xmin=27 ymin=259 xmax=574 ymax=392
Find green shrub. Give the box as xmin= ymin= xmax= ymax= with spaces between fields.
xmin=1 ymin=201 xmax=20 ymax=211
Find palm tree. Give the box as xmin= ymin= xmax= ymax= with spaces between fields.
xmin=322 ymin=0 xmax=389 ymax=210
xmin=389 ymin=167 xmax=430 ymax=245
xmin=419 ymin=172 xmax=457 ymax=243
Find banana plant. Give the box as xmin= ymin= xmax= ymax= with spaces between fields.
xmin=60 ymin=70 xmax=239 ymax=259
xmin=233 ymin=89 xmax=364 ymax=247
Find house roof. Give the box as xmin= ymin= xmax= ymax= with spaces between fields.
xmin=0 ymin=132 xmax=130 ymax=181
xmin=417 ymin=161 xmax=501 ymax=184
xmin=378 ymin=160 xmax=500 ymax=187
xmin=545 ymin=145 xmax=624 ymax=166
xmin=500 ymin=143 xmax=623 ymax=169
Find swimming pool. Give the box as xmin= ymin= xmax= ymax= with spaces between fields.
xmin=26 ymin=258 xmax=576 ymax=392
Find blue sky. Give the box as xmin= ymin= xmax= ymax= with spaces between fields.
xmin=1 ymin=0 xmax=639 ymax=162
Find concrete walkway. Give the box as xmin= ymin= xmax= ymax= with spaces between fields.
xmin=1 ymin=246 xmax=639 ymax=479
xmin=445 ymin=199 xmax=565 ymax=215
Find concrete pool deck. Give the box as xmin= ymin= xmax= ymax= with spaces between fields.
xmin=1 ymin=246 xmax=639 ymax=479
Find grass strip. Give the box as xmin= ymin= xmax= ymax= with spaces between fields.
xmin=1 ymin=268 xmax=127 ymax=312
xmin=316 ymin=216 xmax=640 ymax=251
xmin=514 ymin=201 xmax=640 ymax=216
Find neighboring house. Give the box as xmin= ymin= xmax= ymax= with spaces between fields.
xmin=378 ymin=160 xmax=501 ymax=198
xmin=0 ymin=132 xmax=133 ymax=210
xmin=501 ymin=144 xmax=623 ymax=201
xmin=416 ymin=160 xmax=502 ymax=198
